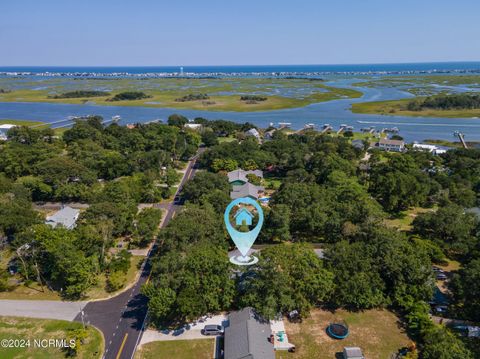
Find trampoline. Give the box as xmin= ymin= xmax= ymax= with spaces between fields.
xmin=326 ymin=322 xmax=349 ymax=339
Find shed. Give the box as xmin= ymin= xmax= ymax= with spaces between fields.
xmin=343 ymin=347 xmax=365 ymax=359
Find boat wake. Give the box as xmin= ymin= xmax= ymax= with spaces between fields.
xmin=357 ymin=120 xmax=480 ymax=127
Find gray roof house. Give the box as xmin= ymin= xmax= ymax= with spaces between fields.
xmin=225 ymin=307 xmax=274 ymax=359
xmin=231 ymin=183 xmax=265 ymax=200
xmin=45 ymin=206 xmax=80 ymax=230
xmin=227 ymin=169 xmax=263 ymax=185
xmin=245 ymin=128 xmax=261 ymax=141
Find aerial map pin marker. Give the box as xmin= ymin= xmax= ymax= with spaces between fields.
xmin=224 ymin=197 xmax=264 ymax=266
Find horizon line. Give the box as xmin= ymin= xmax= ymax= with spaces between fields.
xmin=1 ymin=60 xmax=480 ymax=68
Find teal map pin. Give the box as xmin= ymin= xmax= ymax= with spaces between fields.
xmin=224 ymin=197 xmax=264 ymax=265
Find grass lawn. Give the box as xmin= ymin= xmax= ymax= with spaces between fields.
xmin=277 ymin=309 xmax=411 ymax=359
xmin=0 ymin=119 xmax=45 ymax=126
xmin=217 ymin=136 xmax=237 ymax=143
xmin=384 ymin=206 xmax=436 ymax=231
xmin=0 ymin=255 xmax=143 ymax=301
xmin=0 ymin=119 xmax=66 ymax=136
xmin=84 ymin=255 xmax=144 ymax=300
xmin=352 ymin=98 xmax=480 ymax=118
xmin=0 ymin=316 xmax=103 ymax=359
xmin=135 ymin=339 xmax=215 ymax=359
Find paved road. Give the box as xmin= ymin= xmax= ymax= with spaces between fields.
xmin=76 ymin=150 xmax=202 ymax=359
xmin=0 ymin=300 xmax=87 ymax=321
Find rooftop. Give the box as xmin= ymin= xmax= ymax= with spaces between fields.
xmin=45 ymin=206 xmax=80 ymax=230
xmin=0 ymin=124 xmax=16 ymax=130
xmin=224 ymin=307 xmax=274 ymax=359
xmin=379 ymin=138 xmax=405 ymax=146
xmin=231 ymin=182 xmax=265 ymax=200
xmin=227 ymin=169 xmax=263 ymax=184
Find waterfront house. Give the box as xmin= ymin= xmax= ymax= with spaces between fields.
xmin=45 ymin=206 xmax=80 ymax=230
xmin=264 ymin=129 xmax=276 ymax=141
xmin=245 ymin=128 xmax=261 ymax=141
xmin=227 ymin=169 xmax=263 ymax=186
xmin=377 ymin=138 xmax=405 ymax=152
xmin=0 ymin=124 xmax=16 ymax=140
xmin=224 ymin=307 xmax=274 ymax=359
xmin=184 ymin=123 xmax=203 ymax=131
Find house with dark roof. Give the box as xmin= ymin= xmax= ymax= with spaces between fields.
xmin=227 ymin=169 xmax=263 ymax=186
xmin=230 ymin=183 xmax=265 ymax=200
xmin=224 ymin=307 xmax=274 ymax=359
xmin=45 ymin=206 xmax=80 ymax=230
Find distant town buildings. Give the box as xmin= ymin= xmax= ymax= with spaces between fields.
xmin=45 ymin=206 xmax=80 ymax=230
xmin=377 ymin=138 xmax=405 ymax=152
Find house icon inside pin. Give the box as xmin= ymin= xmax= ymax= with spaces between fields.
xmin=234 ymin=207 xmax=254 ymax=226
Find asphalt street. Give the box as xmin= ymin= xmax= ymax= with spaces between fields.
xmin=76 ymin=150 xmax=202 ymax=359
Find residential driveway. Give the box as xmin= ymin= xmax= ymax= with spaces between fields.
xmin=140 ymin=314 xmax=228 ymax=344
xmin=0 ymin=300 xmax=86 ymax=321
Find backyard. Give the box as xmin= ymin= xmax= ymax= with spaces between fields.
xmin=276 ymin=309 xmax=411 ymax=359
xmin=134 ymin=339 xmax=215 ymax=359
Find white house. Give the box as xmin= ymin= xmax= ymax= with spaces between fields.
xmin=184 ymin=123 xmax=203 ymax=131
xmin=377 ymin=138 xmax=405 ymax=152
xmin=413 ymin=143 xmax=447 ymax=155
xmin=0 ymin=124 xmax=16 ymax=140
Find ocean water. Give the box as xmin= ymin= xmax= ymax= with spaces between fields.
xmin=1 ymin=62 xmax=480 ymax=75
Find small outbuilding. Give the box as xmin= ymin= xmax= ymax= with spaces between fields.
xmin=343 ymin=346 xmax=365 ymax=359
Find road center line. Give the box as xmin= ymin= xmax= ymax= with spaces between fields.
xmin=116 ymin=333 xmax=128 ymax=359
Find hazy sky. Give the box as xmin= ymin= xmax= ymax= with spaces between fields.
xmin=1 ymin=0 xmax=479 ymax=66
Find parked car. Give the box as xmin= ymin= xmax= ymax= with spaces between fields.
xmin=202 ymin=324 xmax=224 ymax=336
xmin=432 ymin=266 xmax=443 ymax=272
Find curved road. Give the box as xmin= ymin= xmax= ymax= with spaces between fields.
xmin=75 ymin=151 xmax=202 ymax=359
